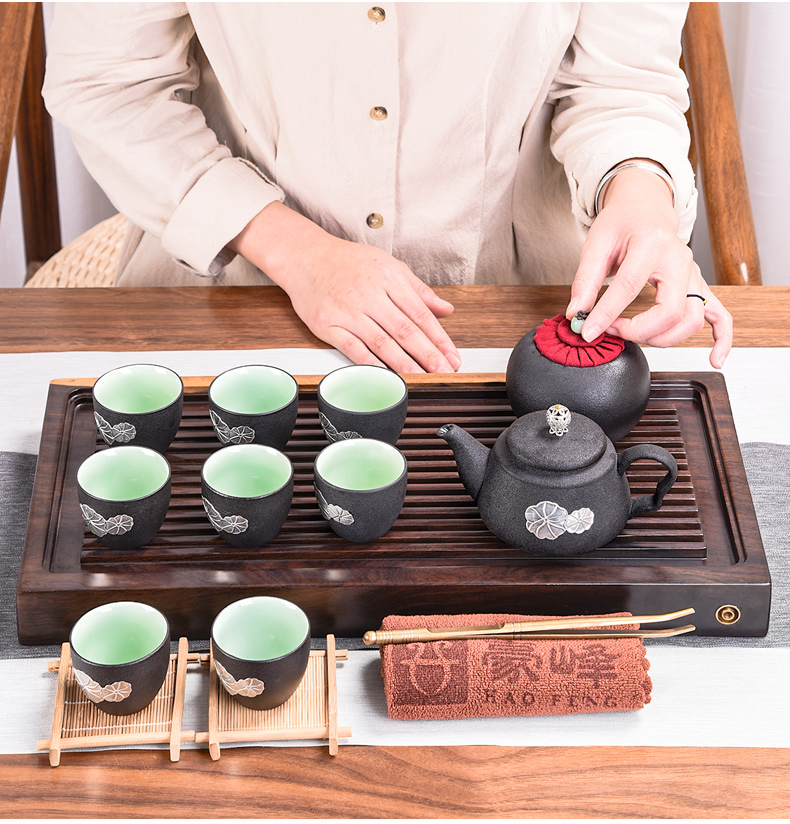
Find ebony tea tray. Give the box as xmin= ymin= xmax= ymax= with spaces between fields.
xmin=17 ymin=373 xmax=770 ymax=644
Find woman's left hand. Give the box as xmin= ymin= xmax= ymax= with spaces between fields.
xmin=566 ymin=165 xmax=733 ymax=369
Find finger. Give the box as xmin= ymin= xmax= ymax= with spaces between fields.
xmin=375 ymin=298 xmax=457 ymax=373
xmin=344 ymin=312 xmax=429 ymax=374
xmin=581 ymin=239 xmax=668 ymax=341
xmin=323 ymin=316 xmax=426 ymax=374
xmin=613 ymin=286 xmax=732 ymax=370
xmin=392 ymin=280 xmax=461 ymax=370
xmin=593 ymin=243 xmax=693 ymax=343
xmin=631 ymin=295 xmax=706 ymax=349
xmin=606 ymin=273 xmax=691 ymax=343
xmin=566 ymin=226 xmax=619 ymax=318
xmin=704 ymin=293 xmax=733 ymax=369
xmin=412 ymin=279 xmax=455 ymax=319
xmin=320 ymin=325 xmax=388 ymax=369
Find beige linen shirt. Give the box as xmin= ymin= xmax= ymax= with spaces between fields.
xmin=43 ymin=2 xmax=696 ymax=287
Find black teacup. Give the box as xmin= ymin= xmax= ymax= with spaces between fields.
xmin=211 ymin=596 xmax=311 ymax=711
xmin=201 ymin=444 xmax=294 ymax=547
xmin=317 ymin=365 xmax=407 ymax=445
xmin=69 ymin=601 xmax=171 ymax=716
xmin=92 ymin=363 xmax=183 ymax=453
xmin=208 ymin=365 xmax=299 ymax=450
xmin=314 ymin=437 xmax=408 ymax=542
xmin=77 ymin=446 xmax=171 ymax=550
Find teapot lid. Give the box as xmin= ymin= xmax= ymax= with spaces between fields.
xmin=505 ymin=405 xmax=607 ymax=472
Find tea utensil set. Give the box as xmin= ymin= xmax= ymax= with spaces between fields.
xmin=363 ymin=607 xmax=696 ymax=645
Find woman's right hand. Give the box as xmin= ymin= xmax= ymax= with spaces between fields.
xmin=230 ymin=202 xmax=461 ymax=374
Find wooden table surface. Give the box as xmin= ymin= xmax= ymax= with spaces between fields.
xmin=2 ymin=284 xmax=789 ymax=819
xmin=2 ymin=284 xmax=789 ymax=352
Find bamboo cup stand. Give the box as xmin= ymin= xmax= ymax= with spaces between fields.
xmin=195 ymin=635 xmax=351 ymax=759
xmin=39 ymin=634 xmax=350 ymax=764
xmin=38 ymin=637 xmax=196 ymax=767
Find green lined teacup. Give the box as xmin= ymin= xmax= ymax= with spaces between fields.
xmin=201 ymin=444 xmax=294 ymax=547
xmin=70 ymin=601 xmax=171 ymax=716
xmin=317 ymin=364 xmax=407 ymax=445
xmin=92 ymin=363 xmax=183 ymax=453
xmin=211 ymin=596 xmax=311 ymax=710
xmin=208 ymin=365 xmax=298 ymax=449
xmin=77 ymin=446 xmax=171 ymax=550
xmin=314 ymin=437 xmax=408 ymax=542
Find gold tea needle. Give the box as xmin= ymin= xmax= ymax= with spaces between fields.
xmin=363 ymin=608 xmax=695 ymax=645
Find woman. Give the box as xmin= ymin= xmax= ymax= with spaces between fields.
xmin=43 ymin=2 xmax=731 ymax=371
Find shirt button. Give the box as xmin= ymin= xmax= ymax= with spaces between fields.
xmin=368 ymin=6 xmax=385 ymax=23
xmin=370 ymin=106 xmax=388 ymax=121
xmin=366 ymin=213 xmax=384 ymax=229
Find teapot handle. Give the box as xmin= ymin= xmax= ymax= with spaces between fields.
xmin=617 ymin=444 xmax=678 ymax=518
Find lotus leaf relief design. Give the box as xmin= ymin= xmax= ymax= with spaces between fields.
xmin=73 ymin=668 xmax=133 ymax=703
xmin=203 ymin=497 xmax=249 ymax=534
xmin=209 ymin=409 xmax=255 ymax=445
xmin=525 ymin=501 xmax=568 ymax=540
xmin=80 ymin=504 xmax=134 ymax=538
xmin=94 ymin=411 xmax=136 ymax=445
xmin=319 ymin=412 xmax=361 ymax=442
xmin=315 ymin=487 xmax=355 ymax=525
xmin=564 ymin=507 xmax=595 ymax=534
xmin=214 ymin=659 xmax=265 ymax=697
xmin=524 ymin=501 xmax=595 ymax=540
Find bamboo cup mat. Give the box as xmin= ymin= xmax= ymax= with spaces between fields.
xmin=39 ymin=635 xmax=350 ymax=764
xmin=38 ymin=637 xmax=194 ymax=766
xmin=196 ymin=635 xmax=349 ymax=758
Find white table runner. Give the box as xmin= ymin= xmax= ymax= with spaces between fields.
xmin=2 ymin=346 xmax=789 ymax=454
xmin=1 ymin=346 xmax=788 ymax=754
xmin=3 ymin=647 xmax=789 ymax=754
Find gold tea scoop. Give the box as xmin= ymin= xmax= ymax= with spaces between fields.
xmin=363 ymin=607 xmax=695 ymax=645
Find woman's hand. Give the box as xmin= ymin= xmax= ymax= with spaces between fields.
xmin=230 ymin=202 xmax=461 ymax=373
xmin=566 ymin=165 xmax=733 ymax=368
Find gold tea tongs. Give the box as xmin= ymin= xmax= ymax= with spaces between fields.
xmin=363 ymin=608 xmax=695 ymax=645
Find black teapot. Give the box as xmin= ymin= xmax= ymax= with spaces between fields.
xmin=437 ymin=404 xmax=677 ymax=557
xmin=506 ymin=314 xmax=650 ymax=442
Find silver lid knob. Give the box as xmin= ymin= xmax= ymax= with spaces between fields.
xmin=547 ymin=404 xmax=571 ymax=437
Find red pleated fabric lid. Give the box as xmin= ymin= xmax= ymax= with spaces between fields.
xmin=534 ymin=315 xmax=625 ymax=367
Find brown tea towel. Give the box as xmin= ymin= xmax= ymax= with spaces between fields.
xmin=379 ymin=612 xmax=652 ymax=720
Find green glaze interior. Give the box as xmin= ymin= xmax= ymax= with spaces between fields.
xmin=212 ymin=597 xmax=309 ymax=661
xmin=71 ymin=602 xmax=168 ymax=665
xmin=77 ymin=447 xmax=170 ymax=501
xmin=319 ymin=365 xmax=406 ymax=412
xmin=315 ymin=438 xmax=406 ymax=490
xmin=93 ymin=364 xmax=182 ymax=414
xmin=209 ymin=365 xmax=297 ymax=415
xmin=203 ymin=444 xmax=292 ymax=498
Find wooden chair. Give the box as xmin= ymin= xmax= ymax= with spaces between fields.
xmin=681 ymin=3 xmax=761 ymax=285
xmin=1 ymin=2 xmax=762 ymax=287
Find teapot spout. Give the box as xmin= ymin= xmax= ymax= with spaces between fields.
xmin=437 ymin=424 xmax=490 ymax=500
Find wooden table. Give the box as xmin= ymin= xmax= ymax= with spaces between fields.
xmin=2 ymin=284 xmax=789 ymax=819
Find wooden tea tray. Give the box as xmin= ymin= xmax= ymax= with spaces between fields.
xmin=17 ymin=373 xmax=770 ymax=644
